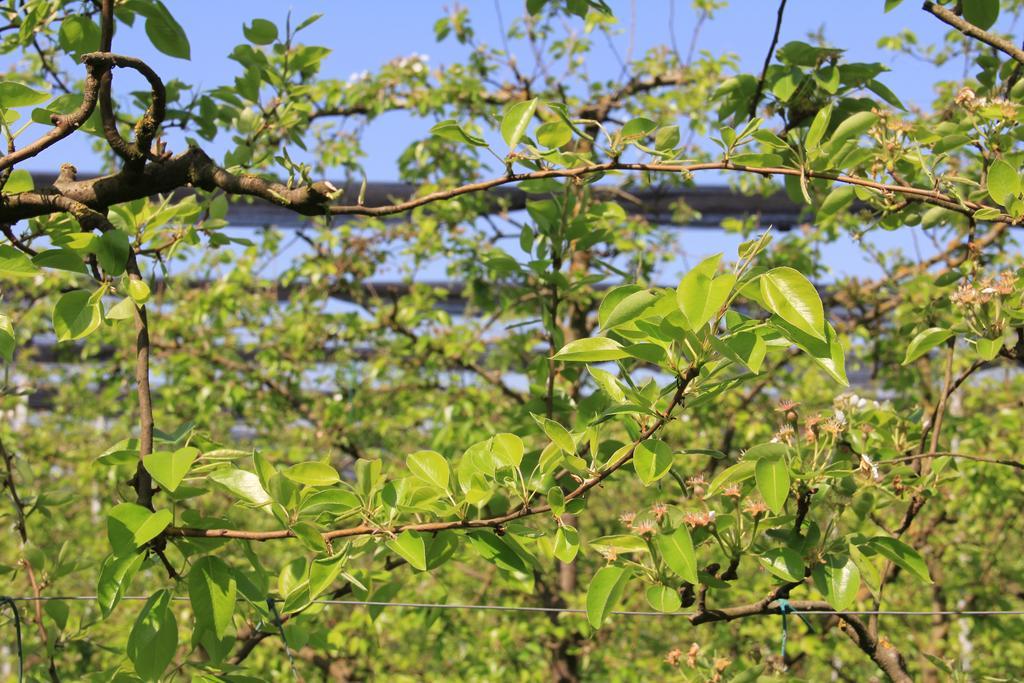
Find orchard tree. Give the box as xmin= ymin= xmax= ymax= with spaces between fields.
xmin=0 ymin=0 xmax=1022 ymax=681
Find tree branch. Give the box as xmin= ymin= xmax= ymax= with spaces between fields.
xmin=748 ymin=0 xmax=788 ymax=120
xmin=923 ymin=1 xmax=1024 ymax=65
xmin=164 ymin=366 xmax=699 ymax=542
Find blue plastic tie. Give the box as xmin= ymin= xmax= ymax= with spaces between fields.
xmin=775 ymin=599 xmax=813 ymax=661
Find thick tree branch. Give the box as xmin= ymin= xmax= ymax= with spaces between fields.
xmin=923 ymin=1 xmax=1024 ymax=65
xmin=692 ymin=594 xmax=912 ymax=683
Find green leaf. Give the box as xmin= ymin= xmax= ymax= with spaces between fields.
xmin=963 ymin=0 xmax=999 ymax=30
xmin=902 ymin=327 xmax=953 ymax=364
xmin=430 ymin=119 xmax=488 ymax=147
xmin=863 ymin=537 xmax=932 ymax=583
xmin=141 ymin=0 xmax=191 ymax=59
xmin=805 ymin=104 xmax=833 ymax=151
xmin=243 ymin=18 xmax=278 ymax=44
xmin=208 ymin=467 xmax=271 ymax=506
xmin=771 ymin=317 xmax=849 ymax=386
xmin=0 ymin=81 xmax=49 ymax=107
xmin=386 ymin=530 xmax=428 ymax=571
xmin=133 ymin=509 xmax=172 ymax=547
xmin=58 ymin=15 xmax=101 ymax=55
xmin=867 ymin=79 xmax=904 ymax=110
xmin=676 ymin=254 xmax=734 ymax=330
xmin=553 ymin=525 xmax=579 ymax=563
xmin=656 ymin=526 xmax=698 ymax=584
xmin=127 ymin=590 xmax=177 ymax=681
xmin=53 ymin=290 xmax=102 ymax=342
xmin=95 ymin=229 xmax=131 ymax=276
xmin=536 ymin=120 xmax=572 ymax=148
xmin=706 ymin=461 xmax=756 ymax=497
xmin=533 ymin=414 xmax=575 ymax=454
xmin=467 ymin=530 xmax=530 ymax=573
xmin=553 ymin=336 xmax=629 ymax=362
xmin=829 ymin=111 xmax=878 ymax=148
xmin=189 ymin=556 xmax=237 ymax=639
xmin=645 ymin=584 xmax=682 ymax=612
xmin=620 ymin=117 xmax=657 ymax=140
xmin=32 ymin=249 xmax=87 ymax=274
xmin=759 ymin=548 xmax=805 ymax=582
xmin=884 ymin=0 xmax=904 ymax=11
xmin=4 ymin=169 xmax=33 ymax=193
xmin=283 ymin=462 xmax=340 ymax=487
xmin=491 ymin=433 xmax=524 ymax=468
xmin=760 ymin=267 xmax=826 ymax=340
xmin=407 ymin=450 xmax=449 ymax=490
xmin=633 ymin=439 xmax=673 ymax=485
xmin=812 ymin=555 xmax=861 ymax=611
xmin=501 ymin=98 xmax=538 ymax=149
xmin=143 ymin=447 xmax=199 ymax=492
xmin=755 ymin=456 xmax=790 ymax=515
xmin=818 ymin=185 xmax=855 ymax=218
xmin=588 ymin=366 xmax=625 ymax=402
xmin=590 ymin=534 xmax=650 ymax=555
xmin=987 ymin=159 xmax=1019 ymax=206
xmin=97 ymin=552 xmax=144 ymax=617
xmin=0 ymin=314 xmax=13 ymax=363
xmin=655 ymin=125 xmax=680 ymax=151
xmin=975 ymin=337 xmax=1002 ymax=361
xmin=586 ymin=565 xmax=630 ymax=628
xmin=0 ymin=245 xmax=39 ymax=277
xmin=602 ymin=289 xmax=658 ymax=330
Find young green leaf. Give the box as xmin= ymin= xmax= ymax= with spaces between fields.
xmin=902 ymin=327 xmax=953 ymax=365
xmin=760 ymin=267 xmax=826 ymax=340
xmin=758 ymin=548 xmax=805 ymax=582
xmin=386 ymin=530 xmax=428 ymax=571
xmin=53 ymin=290 xmax=102 ymax=342
xmin=536 ymin=120 xmax=573 ymax=149
xmin=863 ymin=537 xmax=932 ymax=583
xmin=553 ymin=337 xmax=629 ymax=362
xmin=645 ymin=584 xmax=682 ymax=613
xmin=501 ymin=98 xmax=538 ymax=149
xmin=755 ymin=456 xmax=790 ymax=515
xmin=467 ymin=530 xmax=530 ymax=573
xmin=676 ymin=254 xmax=734 ymax=330
xmin=533 ymin=414 xmax=575 ymax=454
xmin=430 ymin=119 xmax=488 ymax=147
xmin=143 ymin=447 xmax=199 ymax=492
xmin=189 ymin=556 xmax=237 ymax=639
xmin=127 ymin=590 xmax=178 ymax=681
xmin=407 ymin=450 xmax=449 ymax=490
xmin=602 ymin=289 xmax=658 ymax=330
xmin=553 ymin=525 xmax=579 ymax=563
xmin=986 ymin=159 xmax=1020 ymax=206
xmin=656 ymin=526 xmax=698 ymax=584
xmin=0 ymin=245 xmax=40 ymax=278
xmin=283 ymin=462 xmax=340 ymax=487
xmin=706 ymin=461 xmax=756 ymax=498
xmin=805 ymin=104 xmax=833 ymax=151
xmin=633 ymin=439 xmax=673 ymax=485
xmin=208 ymin=467 xmax=271 ymax=506
xmin=586 ymin=565 xmax=630 ymax=628
xmin=0 ymin=314 xmax=13 ymax=363
xmin=243 ymin=18 xmax=278 ymax=44
xmin=812 ymin=555 xmax=861 ymax=611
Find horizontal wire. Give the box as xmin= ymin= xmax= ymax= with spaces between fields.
xmin=2 ymin=595 xmax=1023 ymax=617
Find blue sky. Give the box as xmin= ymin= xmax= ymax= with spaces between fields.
xmin=14 ymin=0 xmax=969 ymax=177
